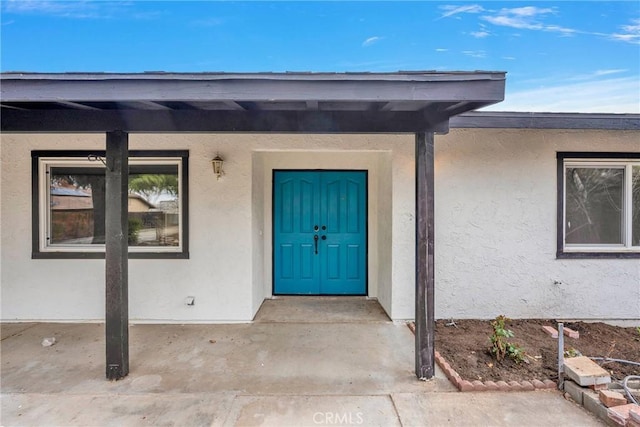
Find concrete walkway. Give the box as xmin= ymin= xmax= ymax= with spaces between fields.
xmin=1 ymin=298 xmax=603 ymax=426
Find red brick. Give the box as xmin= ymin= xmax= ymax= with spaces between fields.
xmin=608 ymin=404 xmax=640 ymax=426
xmin=543 ymin=379 xmax=557 ymax=389
xmin=439 ymin=361 xmax=452 ymax=372
xmin=443 ymin=369 xmax=453 ymax=381
xmin=508 ymin=381 xmax=524 ymax=391
xmin=496 ymin=381 xmax=510 ymax=391
xmin=600 ymin=390 xmax=628 ymax=408
xmin=459 ymin=380 xmax=474 ymax=392
xmin=541 ymin=325 xmax=558 ymax=338
xmin=531 ymin=379 xmax=546 ymax=389
xmin=563 ymin=327 xmax=579 ymax=339
xmin=472 ymin=380 xmax=487 ymax=391
xmin=590 ymin=383 xmax=609 ymax=391
xmin=626 ymin=420 xmax=640 ymax=427
xmin=630 ymin=407 xmax=640 ymax=422
xmin=521 ymin=381 xmax=535 ymax=391
xmin=445 ymin=369 xmax=459 ymax=383
xmin=484 ymin=381 xmax=499 ymax=391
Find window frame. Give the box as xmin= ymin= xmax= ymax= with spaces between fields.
xmin=32 ymin=150 xmax=189 ymax=259
xmin=557 ymin=152 xmax=640 ymax=259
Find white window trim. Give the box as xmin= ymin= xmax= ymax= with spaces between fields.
xmin=38 ymin=156 xmax=184 ymax=254
xmin=562 ymin=158 xmax=639 ymax=253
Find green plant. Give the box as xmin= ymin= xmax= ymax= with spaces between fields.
xmin=488 ymin=315 xmax=526 ymax=364
xmin=128 ymin=217 xmax=143 ymax=244
xmin=564 ymin=347 xmax=582 ymax=358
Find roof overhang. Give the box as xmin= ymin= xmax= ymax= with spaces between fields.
xmin=451 ymin=111 xmax=640 ymax=130
xmin=1 ymin=72 xmax=506 ymax=133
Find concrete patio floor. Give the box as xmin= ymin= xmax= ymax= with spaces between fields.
xmin=1 ymin=297 xmax=603 ymax=426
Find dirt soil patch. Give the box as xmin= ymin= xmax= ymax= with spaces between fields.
xmin=436 ymin=319 xmax=640 ymax=383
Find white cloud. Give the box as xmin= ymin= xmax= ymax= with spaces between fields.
xmin=2 ymin=0 xmax=134 ymax=19
xmin=564 ymin=69 xmax=629 ymax=82
xmin=462 ymin=50 xmax=487 ymax=58
xmin=610 ymin=18 xmax=640 ymax=44
xmin=471 ymin=31 xmax=490 ymax=38
xmin=483 ymin=76 xmax=640 ymax=113
xmin=481 ymin=6 xmax=577 ymax=35
xmin=435 ymin=48 xmax=448 ymax=52
xmin=438 ymin=4 xmax=484 ymax=19
xmin=446 ymin=6 xmax=638 ymax=45
xmin=594 ymin=69 xmax=628 ymax=77
xmin=508 ymin=6 xmax=554 ymax=18
xmin=362 ymin=36 xmax=383 ymax=47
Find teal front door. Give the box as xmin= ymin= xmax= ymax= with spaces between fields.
xmin=273 ymin=171 xmax=367 ymax=295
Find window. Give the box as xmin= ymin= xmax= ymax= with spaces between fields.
xmin=558 ymin=152 xmax=639 ymax=258
xmin=32 ymin=150 xmax=189 ymax=259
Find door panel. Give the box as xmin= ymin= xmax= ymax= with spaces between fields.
xmin=274 ymin=171 xmax=366 ymax=295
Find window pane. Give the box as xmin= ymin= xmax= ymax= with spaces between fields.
xmin=128 ymin=166 xmax=180 ymax=247
xmin=49 ymin=164 xmax=180 ymax=247
xmin=50 ymin=169 xmax=105 ymax=245
xmin=633 ymin=166 xmax=640 ymax=246
xmin=565 ymin=167 xmax=624 ymax=245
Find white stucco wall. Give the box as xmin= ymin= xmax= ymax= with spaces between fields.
xmin=1 ymin=129 xmax=638 ymax=323
xmin=435 ymin=128 xmax=640 ymax=322
xmin=0 ymin=133 xmax=415 ymax=322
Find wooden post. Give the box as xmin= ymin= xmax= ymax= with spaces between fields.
xmin=105 ymin=131 xmax=129 ymax=380
xmin=415 ymin=132 xmax=435 ymax=379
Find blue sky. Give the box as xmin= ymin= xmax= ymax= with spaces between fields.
xmin=1 ymin=1 xmax=639 ymax=113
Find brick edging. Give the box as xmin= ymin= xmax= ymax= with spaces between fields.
xmin=408 ymin=322 xmax=557 ymax=392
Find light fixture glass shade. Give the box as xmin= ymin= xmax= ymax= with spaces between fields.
xmin=211 ymin=155 xmax=224 ymax=180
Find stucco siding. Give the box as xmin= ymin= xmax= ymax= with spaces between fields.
xmin=435 ymin=128 xmax=640 ymax=321
xmin=1 ymin=129 xmax=638 ymax=323
xmin=0 ymin=133 xmax=414 ymax=322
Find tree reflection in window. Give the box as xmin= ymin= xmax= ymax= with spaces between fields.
xmin=565 ymin=167 xmax=623 ymax=245
xmin=49 ymin=164 xmax=180 ymax=247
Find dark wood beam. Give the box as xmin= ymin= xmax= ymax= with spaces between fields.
xmin=0 ymin=103 xmax=28 ymax=111
xmin=118 ymin=100 xmax=172 ymax=110
xmin=105 ymin=131 xmax=129 ymax=381
xmin=439 ymin=101 xmax=485 ymax=118
xmin=222 ymin=100 xmax=246 ymax=111
xmin=1 ymin=109 xmax=449 ymax=133
xmin=415 ymin=131 xmax=435 ymax=379
xmin=53 ymin=100 xmax=101 ymax=110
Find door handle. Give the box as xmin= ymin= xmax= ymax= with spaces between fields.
xmin=314 ymin=234 xmax=319 ymax=255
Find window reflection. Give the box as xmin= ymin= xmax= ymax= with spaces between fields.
xmin=49 ymin=164 xmax=180 ymax=247
xmin=565 ymin=167 xmax=623 ymax=245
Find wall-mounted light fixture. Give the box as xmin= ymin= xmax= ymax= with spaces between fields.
xmin=211 ymin=154 xmax=224 ymax=180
